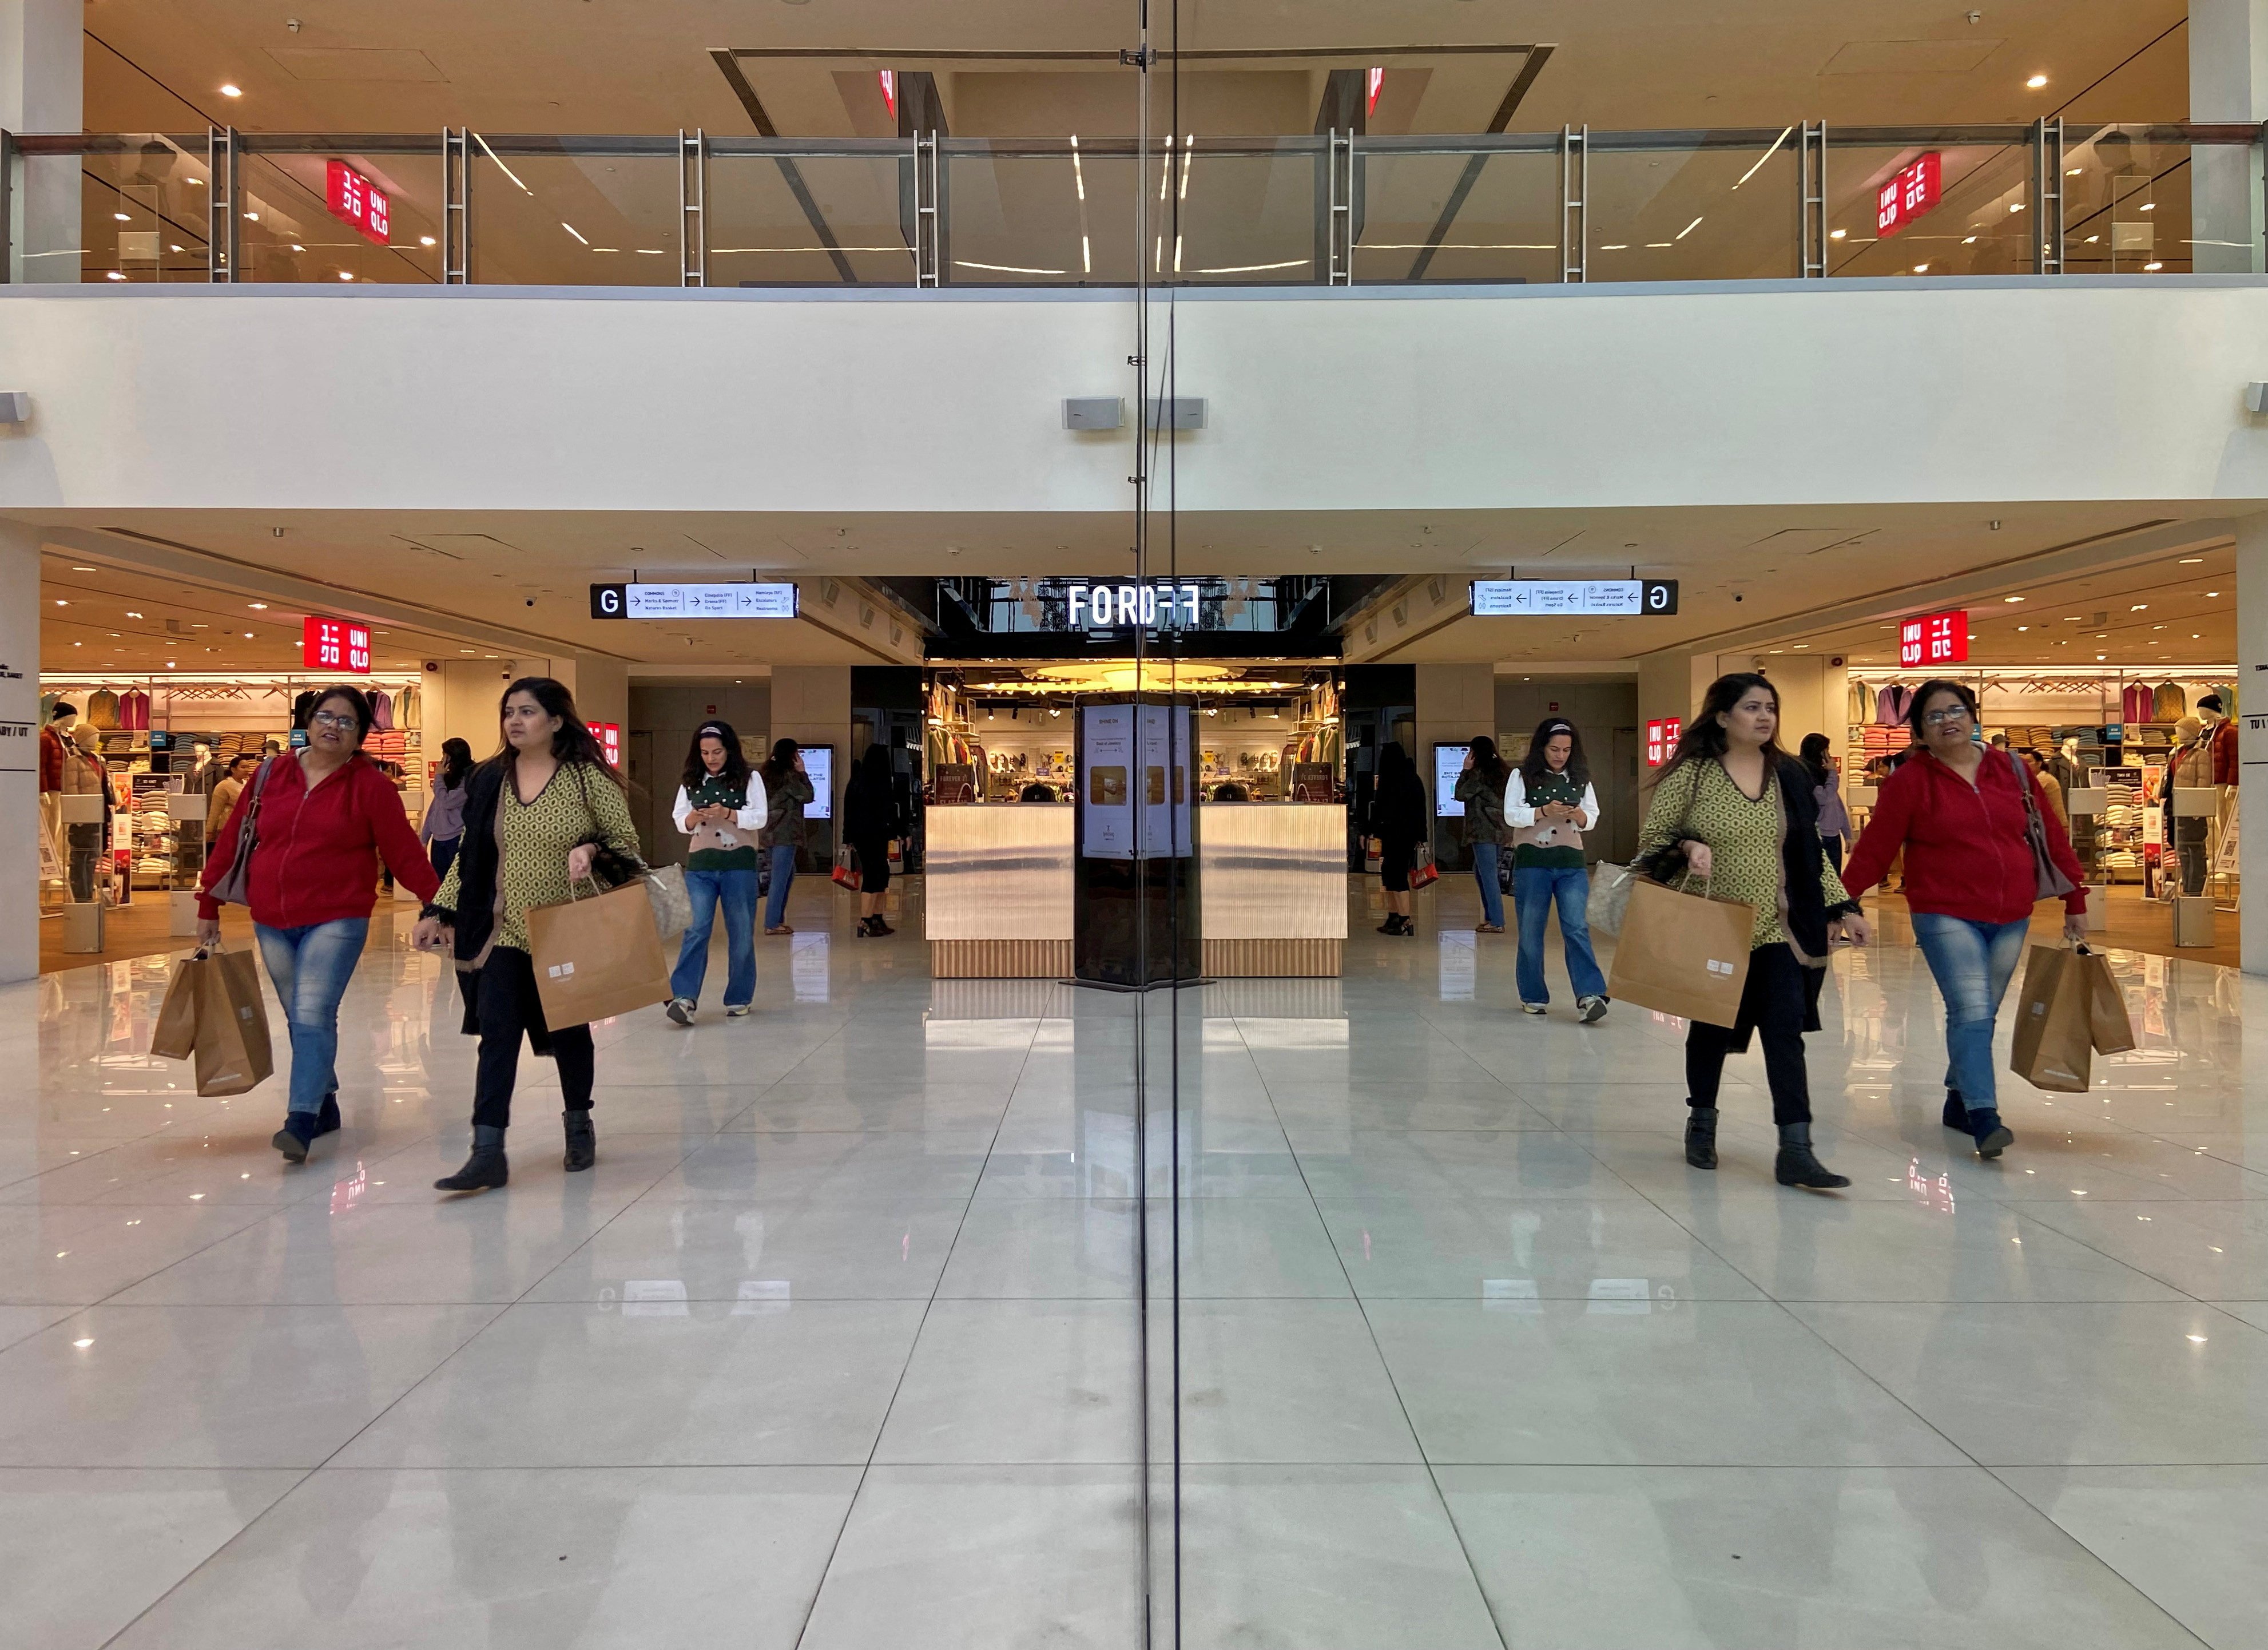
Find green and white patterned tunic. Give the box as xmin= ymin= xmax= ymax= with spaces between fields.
xmin=435 ymin=761 xmax=641 ymax=953
xmin=1635 ymin=757 xmax=1849 ymax=951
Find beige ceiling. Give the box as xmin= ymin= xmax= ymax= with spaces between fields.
xmin=85 ymin=0 xmax=2188 ymax=142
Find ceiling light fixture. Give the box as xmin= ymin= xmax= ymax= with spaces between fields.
xmin=2025 ymin=73 xmax=2048 ymax=88
xmin=1829 ymin=228 xmax=1846 ymax=240
xmin=248 ymin=602 xmax=268 ymax=609
xmin=2003 ymin=595 xmax=2024 ymax=602
xmin=2144 ymin=261 xmax=2163 ymax=271
xmin=2179 ymin=557 xmax=2204 ymax=563
xmin=220 ymin=83 xmax=243 ymax=97
xmin=419 ymin=235 xmax=437 ymax=247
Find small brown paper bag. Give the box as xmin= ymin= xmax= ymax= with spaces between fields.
xmin=2010 ymin=944 xmax=2092 ymax=1094
xmin=2078 ymin=946 xmax=2136 ymax=1055
xmin=526 ymin=879 xmax=672 ymax=1029
xmin=193 ymin=945 xmax=274 ymax=1097
xmin=1606 ymin=876 xmax=1754 ymax=1029
xmin=150 ymin=951 xmax=203 ymax=1062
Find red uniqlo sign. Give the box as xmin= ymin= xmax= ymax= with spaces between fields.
xmin=325 ymin=160 xmax=391 ymax=246
xmin=1876 ymin=152 xmax=1941 ymax=239
xmin=595 ymin=722 xmax=622 ymax=768
xmin=1644 ymin=717 xmax=1681 ymax=767
xmin=1898 ymin=609 xmax=1968 ymax=669
xmin=303 ymin=615 xmax=372 ymax=674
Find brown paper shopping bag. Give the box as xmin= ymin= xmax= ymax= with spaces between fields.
xmin=2010 ymin=944 xmax=2091 ymax=1094
xmin=192 ymin=945 xmax=274 ymax=1097
xmin=526 ymin=879 xmax=672 ymax=1029
xmin=2078 ymin=946 xmax=2136 ymax=1055
xmin=1605 ymin=876 xmax=1755 ymax=1029
xmin=150 ymin=950 xmax=204 ymax=1062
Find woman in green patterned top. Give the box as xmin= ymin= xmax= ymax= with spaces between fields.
xmin=414 ymin=677 xmax=642 ymax=1192
xmin=1635 ymin=673 xmax=1873 ymax=1191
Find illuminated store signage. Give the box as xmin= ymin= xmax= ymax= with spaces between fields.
xmin=1063 ymin=582 xmax=1204 ymax=630
xmin=302 ymin=615 xmax=371 ymax=673
xmin=1645 ymin=717 xmax=1681 ymax=767
xmin=589 ymin=582 xmax=800 ymax=620
xmin=1876 ymin=152 xmax=1941 ymax=239
xmin=1898 ymin=609 xmax=1968 ymax=668
xmin=594 ymin=721 xmax=622 ymax=768
xmin=325 ymin=160 xmax=391 ymax=246
xmin=1471 ymin=578 xmax=1678 ymax=617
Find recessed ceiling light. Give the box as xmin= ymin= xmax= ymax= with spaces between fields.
xmin=460 ymin=648 xmax=475 ymax=654
xmin=243 ymin=212 xmax=258 ymax=222
xmin=2131 ymin=603 xmax=2148 ymax=610
xmin=420 ymin=235 xmax=437 ymax=247
xmin=2207 ymin=590 xmax=2221 ymax=597
xmin=105 ymin=270 xmax=126 ymax=281
xmin=2144 ymin=261 xmax=2163 ymax=271
xmin=51 ymin=598 xmax=66 ymax=606
xmin=2003 ymin=596 xmax=2024 ymax=602
xmin=1913 ymin=263 xmax=1929 ymax=273
xmin=220 ymin=83 xmax=243 ymax=97
xmin=1829 ymin=228 xmax=1846 ymax=240
xmin=113 ymin=211 xmax=130 ymax=222
xmin=2025 ymin=73 xmax=2048 ymax=88
xmin=70 ymin=565 xmax=95 ymax=572
xmin=248 ymin=602 xmax=267 ymax=609
xmin=2179 ymin=557 xmax=2204 ymax=563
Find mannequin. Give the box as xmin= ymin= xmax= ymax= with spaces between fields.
xmin=2169 ymin=716 xmax=2211 ymax=895
xmin=62 ymin=723 xmax=109 ymax=903
xmin=39 ymin=702 xmax=77 ymax=869
xmin=2197 ymin=693 xmax=2238 ymax=788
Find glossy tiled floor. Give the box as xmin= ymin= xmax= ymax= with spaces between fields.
xmin=3 ymin=879 xmax=2264 ymax=1648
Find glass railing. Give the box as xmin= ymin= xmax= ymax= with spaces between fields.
xmin=10 ymin=122 xmax=2260 ymax=289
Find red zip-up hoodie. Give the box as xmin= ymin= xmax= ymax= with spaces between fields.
xmin=198 ymin=752 xmax=439 ymax=927
xmin=1844 ymin=747 xmax=2087 ymax=925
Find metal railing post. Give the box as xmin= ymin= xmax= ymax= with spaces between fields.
xmin=1327 ymin=128 xmax=1354 ymax=284
xmin=2033 ymin=116 xmax=2064 ymax=273
xmin=1560 ymin=125 xmax=1587 ymax=283
xmin=912 ymin=129 xmax=940 ymax=286
xmin=0 ymin=130 xmax=14 ymax=283
xmin=1799 ymin=121 xmax=1828 ymax=277
xmin=442 ymin=129 xmax=470 ymax=283
xmin=206 ymin=125 xmax=239 ymax=282
xmin=678 ymin=128 xmax=707 ymax=287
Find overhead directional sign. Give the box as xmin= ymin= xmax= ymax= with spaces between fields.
xmin=590 ymin=582 xmax=800 ymax=620
xmin=1470 ymin=578 xmax=1678 ymax=617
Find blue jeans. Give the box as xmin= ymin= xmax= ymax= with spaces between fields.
xmin=1910 ymin=913 xmax=2031 ymax=1113
xmin=1471 ymin=840 xmax=1506 ymax=929
xmin=672 ymin=867 xmax=757 ymax=1009
xmin=762 ymin=844 xmax=797 ymax=930
xmin=1513 ymin=864 xmax=1607 ymax=1005
xmin=253 ymin=918 xmax=368 ymax=1115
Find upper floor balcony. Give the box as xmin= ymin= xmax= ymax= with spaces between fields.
xmin=11 ymin=119 xmax=2262 ymax=289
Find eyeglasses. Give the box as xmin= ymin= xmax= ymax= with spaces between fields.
xmin=308 ymin=710 xmax=360 ymax=731
xmin=1922 ymin=707 xmax=1972 ymax=725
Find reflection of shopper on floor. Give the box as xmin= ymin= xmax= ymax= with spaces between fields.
xmin=1638 ymin=673 xmax=1870 ymax=1191
xmin=843 ymin=743 xmax=904 ymax=937
xmin=198 ymin=686 xmax=440 ymax=1164
xmin=666 ymin=720 xmax=767 ymax=1026
xmin=416 ymin=677 xmax=643 ymax=1192
xmin=1371 ymin=740 xmax=1427 ymax=937
xmin=1454 ymin=736 xmax=1512 ymax=934
xmin=1504 ymin=717 xmax=1607 ymax=1021
xmin=759 ymin=739 xmax=814 ymax=935
xmin=1842 ymin=680 xmax=2087 ymax=1162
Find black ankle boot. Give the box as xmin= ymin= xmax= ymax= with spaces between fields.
xmin=1941 ymin=1090 xmax=1967 ymax=1130
xmin=1684 ymin=1106 xmax=1718 ymax=1169
xmin=272 ymin=1110 xmax=317 ymax=1164
xmin=563 ymin=1109 xmax=596 ymax=1172
xmin=1775 ymin=1121 xmax=1850 ymax=1189
xmin=435 ymin=1125 xmax=509 ymax=1192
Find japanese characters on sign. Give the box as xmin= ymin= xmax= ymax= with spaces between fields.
xmin=1876 ymin=152 xmax=1941 ymax=239
xmin=325 ymin=160 xmax=391 ymax=247
xmin=1898 ymin=609 xmax=1968 ymax=669
xmin=302 ymin=615 xmax=372 ymax=674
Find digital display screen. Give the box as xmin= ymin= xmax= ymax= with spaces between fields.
xmin=800 ymin=745 xmax=833 ymax=821
xmin=1433 ymin=743 xmax=1469 ymax=818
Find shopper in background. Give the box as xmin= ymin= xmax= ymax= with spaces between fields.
xmin=205 ymin=752 xmax=257 ymax=836
xmin=666 ymin=719 xmax=767 ymax=1026
xmin=758 ymin=738 xmax=814 ymax=936
xmin=1842 ymin=680 xmax=2087 ymax=1160
xmin=198 ymin=686 xmax=439 ymax=1164
xmin=1504 ymin=717 xmax=1608 ymax=1020
xmin=419 ymin=738 xmax=475 ymax=883
xmin=2020 ymin=747 xmax=2070 ymax=832
xmin=842 ymin=743 xmax=903 ymax=937
xmin=1454 ymin=735 xmax=1513 ymax=934
xmin=1371 ymin=739 xmax=1427 ymax=937
xmin=1798 ymin=733 xmax=1851 ymax=872
xmin=1638 ymin=673 xmax=1871 ymax=1189
xmin=414 ymin=677 xmax=642 ymax=1191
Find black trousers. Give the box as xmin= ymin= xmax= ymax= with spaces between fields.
xmin=472 ymin=946 xmax=595 ymax=1131
xmin=1685 ymin=941 xmax=1813 ymax=1125
xmin=1822 ymin=836 xmax=1844 ymax=874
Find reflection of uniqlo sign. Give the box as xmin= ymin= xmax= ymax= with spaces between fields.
xmin=1644 ymin=717 xmax=1681 ymax=767
xmin=1876 ymin=152 xmax=1941 ymax=238
xmin=303 ymin=615 xmax=373 ymax=674
xmin=325 ymin=159 xmax=391 ymax=246
xmin=595 ymin=722 xmax=622 ymax=768
xmin=1898 ymin=609 xmax=1968 ymax=669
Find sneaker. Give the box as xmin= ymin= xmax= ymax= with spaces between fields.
xmin=725 ymin=1004 xmax=752 ymax=1018
xmin=765 ymin=925 xmax=795 ymax=936
xmin=1520 ymin=1002 xmax=1547 ymax=1016
xmin=665 ymin=997 xmax=697 ymax=1027
xmin=1578 ymin=995 xmax=1610 ymax=1025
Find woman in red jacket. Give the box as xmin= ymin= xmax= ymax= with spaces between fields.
xmin=1843 ymin=680 xmax=2087 ymax=1160
xmin=197 ymin=686 xmax=440 ymax=1163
